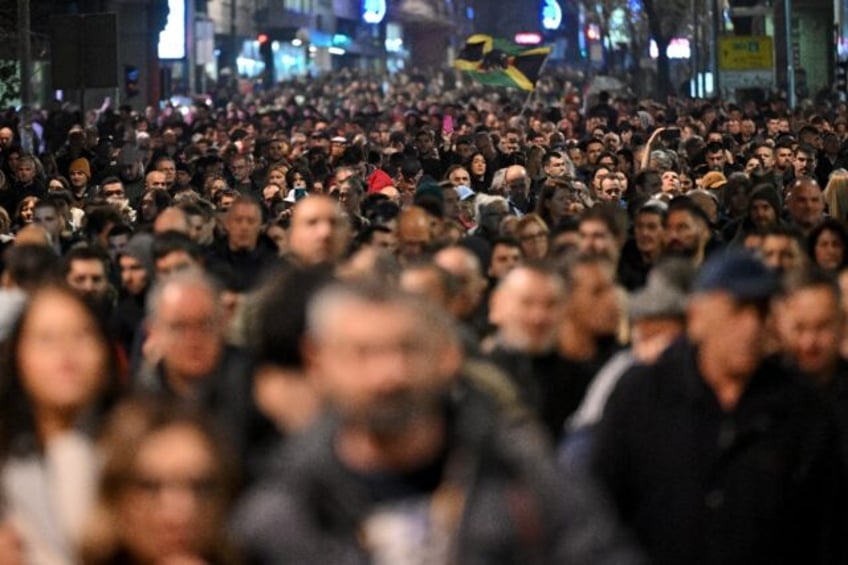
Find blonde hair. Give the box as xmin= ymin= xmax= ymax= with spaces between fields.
xmin=824 ymin=169 xmax=848 ymax=222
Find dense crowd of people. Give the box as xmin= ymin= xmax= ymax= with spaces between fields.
xmin=1 ymin=68 xmax=848 ymax=563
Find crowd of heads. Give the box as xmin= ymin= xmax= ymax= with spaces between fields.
xmin=1 ymin=68 xmax=848 ymax=561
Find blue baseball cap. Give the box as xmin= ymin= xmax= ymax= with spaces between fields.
xmin=694 ymin=250 xmax=780 ymax=301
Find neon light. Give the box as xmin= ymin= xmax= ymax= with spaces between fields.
xmin=363 ymin=0 xmax=387 ymax=24
xmin=542 ymin=0 xmax=562 ymax=31
xmin=515 ymin=32 xmax=543 ymax=45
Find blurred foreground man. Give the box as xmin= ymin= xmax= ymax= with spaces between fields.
xmin=234 ymin=282 xmax=642 ymax=564
xmin=778 ymin=268 xmax=848 ymax=469
xmin=592 ymin=250 xmax=846 ymax=564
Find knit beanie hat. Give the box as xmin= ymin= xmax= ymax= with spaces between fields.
xmin=69 ymin=158 xmax=91 ymax=178
xmin=121 ymin=233 xmax=154 ymax=274
xmin=749 ymin=186 xmax=781 ymax=218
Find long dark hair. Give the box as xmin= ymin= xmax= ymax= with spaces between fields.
xmin=0 ymin=285 xmax=122 ymax=461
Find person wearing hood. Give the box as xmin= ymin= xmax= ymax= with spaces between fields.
xmin=113 ymin=232 xmax=154 ymax=357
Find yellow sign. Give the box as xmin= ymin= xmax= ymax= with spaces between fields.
xmin=718 ymin=36 xmax=773 ymax=71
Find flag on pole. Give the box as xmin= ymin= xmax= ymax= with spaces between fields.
xmin=454 ymin=34 xmax=551 ymax=91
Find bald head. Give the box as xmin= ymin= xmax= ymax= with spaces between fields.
xmin=153 ymin=206 xmax=190 ymax=235
xmin=490 ymin=265 xmax=565 ymax=354
xmin=398 ymin=206 xmax=432 ymax=263
xmin=434 ymin=245 xmax=486 ymax=320
xmin=14 ymin=224 xmax=51 ymax=247
xmin=288 ymin=196 xmax=349 ymax=265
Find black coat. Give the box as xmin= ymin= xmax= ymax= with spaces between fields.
xmin=592 ymin=339 xmax=846 ymax=565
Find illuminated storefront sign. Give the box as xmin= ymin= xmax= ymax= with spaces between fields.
xmin=363 ymin=0 xmax=387 ymax=24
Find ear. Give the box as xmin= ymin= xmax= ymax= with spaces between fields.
xmin=300 ymin=335 xmax=321 ymax=377
xmin=488 ymin=287 xmax=503 ymax=326
xmin=437 ymin=339 xmax=464 ymax=382
xmin=686 ymin=295 xmax=710 ymax=342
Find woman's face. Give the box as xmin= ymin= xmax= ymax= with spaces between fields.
xmin=592 ymin=167 xmax=610 ymax=190
xmin=292 ymin=173 xmax=307 ymax=189
xmin=548 ymin=188 xmax=570 ymax=222
xmin=19 ymin=200 xmax=35 ymax=224
xmin=471 ymin=154 xmax=486 ymax=176
xmin=519 ymin=223 xmax=550 ymax=260
xmin=17 ymin=290 xmax=107 ymax=417
xmin=815 ymin=229 xmax=845 ymax=271
xmin=119 ymin=424 xmax=223 ymax=563
xmin=267 ymin=168 xmax=287 ymax=189
xmin=48 ymin=180 xmax=66 ymax=192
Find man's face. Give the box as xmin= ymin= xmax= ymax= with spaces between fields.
xmin=787 ymin=182 xmax=824 ymax=230
xmin=186 ymin=213 xmax=211 ymax=244
xmin=501 ymin=133 xmax=521 ymax=154
xmin=480 ymin=201 xmax=509 ymax=235
xmin=119 ymin=255 xmax=149 ymax=295
xmin=66 ymin=259 xmax=108 ymax=298
xmin=448 ymin=167 xmax=471 ymax=187
xmin=750 ymin=199 xmax=777 ymax=229
xmin=69 ymin=169 xmax=88 ymax=188
xmin=598 ymin=177 xmax=623 ymax=202
xmin=309 ymin=299 xmax=459 ymax=436
xmin=569 ymin=147 xmax=585 ymax=167
xmin=661 ymin=171 xmax=681 ymax=194
xmin=101 ymin=181 xmax=126 ymax=208
xmin=490 ymin=269 xmax=563 ymax=353
xmin=689 ymin=292 xmax=769 ymax=380
xmin=544 ymin=155 xmax=567 ymax=178
xmin=369 ymin=229 xmax=398 ymax=254
xmin=156 ymin=160 xmax=176 ymax=185
xmin=706 ymin=150 xmax=725 ymax=170
xmin=488 ymin=243 xmax=521 ymax=280
xmin=337 ymin=182 xmax=361 ymax=217
xmin=634 ymin=211 xmax=665 ymax=257
xmin=761 ymin=235 xmax=805 ymax=273
xmin=288 ymin=197 xmax=348 ymax=265
xmin=585 ymin=141 xmax=603 ymax=165
xmin=267 ymin=141 xmax=286 ymax=162
xmin=779 ymin=286 xmax=843 ymax=379
xmin=230 ymin=158 xmax=250 ymax=182
xmin=152 ymin=284 xmax=222 ymax=380
xmin=145 ymin=171 xmax=167 ymax=191
xmin=155 ymin=251 xmax=199 ymax=278
xmin=566 ymin=262 xmax=620 ymax=337
xmin=16 ymin=160 xmax=36 ymax=184
xmin=578 ymin=219 xmax=619 ymax=263
xmin=33 ymin=206 xmax=62 ymax=237
xmin=225 ymin=202 xmax=262 ymax=251
xmin=664 ymin=209 xmax=706 ymax=258
xmin=775 ymin=147 xmax=793 ymax=170
xmin=442 ymin=188 xmax=460 ymax=220
xmin=0 ymin=128 xmax=12 ymax=149
xmin=108 ymin=233 xmax=129 ymax=263
xmin=754 ymin=146 xmax=775 ymax=170
xmin=793 ymin=151 xmax=815 ymax=176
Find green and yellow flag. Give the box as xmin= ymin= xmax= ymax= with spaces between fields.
xmin=454 ymin=34 xmax=551 ymax=91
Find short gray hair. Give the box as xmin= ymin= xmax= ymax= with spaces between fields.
xmin=306 ymin=281 xmax=458 ymax=347
xmin=146 ymin=267 xmax=222 ymax=323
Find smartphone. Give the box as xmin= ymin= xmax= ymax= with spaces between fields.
xmin=295 ymin=188 xmax=307 ymax=200
xmin=443 ymin=115 xmax=454 ymax=135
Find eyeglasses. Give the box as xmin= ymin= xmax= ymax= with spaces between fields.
xmin=520 ymin=231 xmax=548 ymax=242
xmin=128 ymin=473 xmax=221 ymax=500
